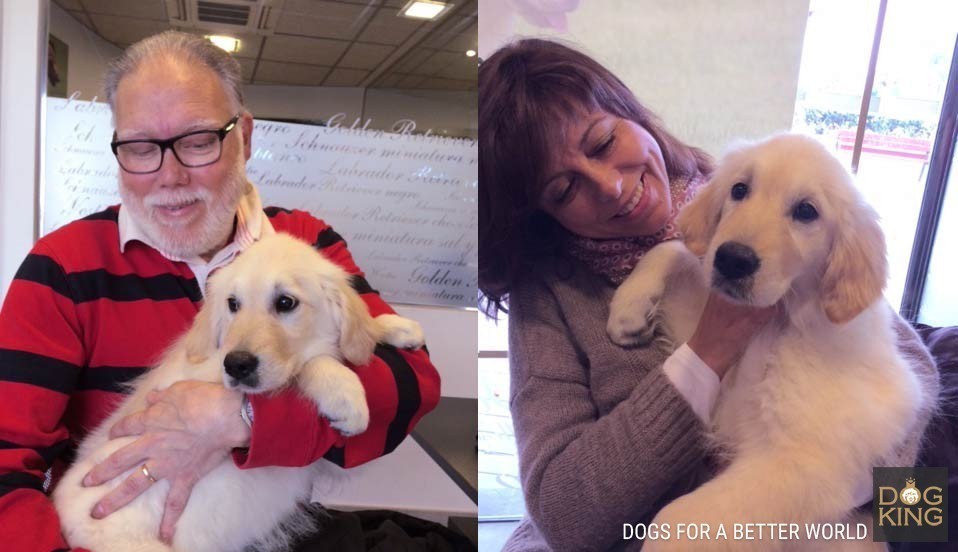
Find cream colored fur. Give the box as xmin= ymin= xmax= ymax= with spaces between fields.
xmin=53 ymin=233 xmax=424 ymax=552
xmin=608 ymin=134 xmax=937 ymax=551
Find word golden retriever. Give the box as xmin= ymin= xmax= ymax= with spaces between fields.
xmin=608 ymin=134 xmax=938 ymax=551
xmin=54 ymin=233 xmax=424 ymax=552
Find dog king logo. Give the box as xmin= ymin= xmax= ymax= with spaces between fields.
xmin=872 ymin=467 xmax=948 ymax=542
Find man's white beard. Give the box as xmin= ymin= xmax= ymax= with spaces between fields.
xmin=120 ymin=154 xmax=249 ymax=260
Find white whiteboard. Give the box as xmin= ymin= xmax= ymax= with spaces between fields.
xmin=43 ymin=96 xmax=478 ymax=308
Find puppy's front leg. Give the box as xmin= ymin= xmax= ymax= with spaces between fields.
xmin=374 ymin=314 xmax=424 ymax=350
xmin=608 ymin=240 xmax=699 ymax=346
xmin=298 ymin=356 xmax=370 ymax=436
xmin=646 ymin=451 xmax=883 ymax=552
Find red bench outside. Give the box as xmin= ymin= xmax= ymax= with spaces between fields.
xmin=835 ymin=129 xmax=932 ymax=161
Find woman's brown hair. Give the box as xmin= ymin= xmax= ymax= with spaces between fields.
xmin=478 ymin=38 xmax=712 ymax=317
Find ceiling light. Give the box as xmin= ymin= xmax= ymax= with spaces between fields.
xmin=400 ymin=0 xmax=452 ymax=20
xmin=205 ymin=35 xmax=241 ymax=53
xmin=466 ymin=49 xmax=476 ymax=57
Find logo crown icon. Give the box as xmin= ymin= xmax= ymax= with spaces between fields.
xmin=905 ymin=477 xmax=916 ymax=486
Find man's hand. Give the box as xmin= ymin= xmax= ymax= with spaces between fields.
xmin=81 ymin=380 xmax=250 ymax=543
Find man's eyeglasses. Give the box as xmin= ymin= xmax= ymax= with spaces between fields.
xmin=110 ymin=114 xmax=240 ymax=174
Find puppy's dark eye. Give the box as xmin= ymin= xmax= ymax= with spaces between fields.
xmin=730 ymin=182 xmax=749 ymax=201
xmin=274 ymin=294 xmax=299 ymax=313
xmin=227 ymin=296 xmax=239 ymax=313
xmin=793 ymin=201 xmax=819 ymax=222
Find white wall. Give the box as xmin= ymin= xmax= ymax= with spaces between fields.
xmin=395 ymin=305 xmax=477 ymax=399
xmin=0 ymin=0 xmax=44 ymax=300
xmin=481 ymin=0 xmax=810 ymax=157
xmin=245 ymin=85 xmax=478 ymax=139
xmin=244 ymin=84 xmax=366 ymax=123
xmin=1 ymin=2 xmax=117 ymax=301
xmin=365 ymin=89 xmax=478 ymax=139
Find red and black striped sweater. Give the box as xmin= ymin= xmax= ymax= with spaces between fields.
xmin=0 ymin=206 xmax=441 ymax=552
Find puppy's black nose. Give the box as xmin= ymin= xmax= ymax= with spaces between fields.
xmin=224 ymin=351 xmax=259 ymax=380
xmin=714 ymin=242 xmax=760 ymax=280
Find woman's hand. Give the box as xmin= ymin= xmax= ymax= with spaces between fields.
xmin=81 ymin=380 xmax=250 ymax=543
xmin=687 ymin=292 xmax=781 ymax=378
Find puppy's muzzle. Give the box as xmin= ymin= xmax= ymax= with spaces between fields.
xmin=714 ymin=241 xmax=760 ymax=281
xmin=224 ymin=350 xmax=259 ymax=384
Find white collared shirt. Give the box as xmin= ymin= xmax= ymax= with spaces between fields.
xmin=663 ymin=343 xmax=720 ymax=424
xmin=118 ymin=181 xmax=275 ymax=295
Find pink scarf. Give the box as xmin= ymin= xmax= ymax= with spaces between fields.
xmin=568 ymin=174 xmax=706 ymax=285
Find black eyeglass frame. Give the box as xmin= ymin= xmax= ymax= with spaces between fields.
xmin=110 ymin=114 xmax=241 ymax=174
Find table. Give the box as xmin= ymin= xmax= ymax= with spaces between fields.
xmin=314 ymin=397 xmax=478 ymax=528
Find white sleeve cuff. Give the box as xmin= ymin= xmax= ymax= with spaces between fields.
xmin=663 ymin=343 xmax=720 ymax=424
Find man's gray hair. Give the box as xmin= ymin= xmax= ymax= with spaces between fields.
xmin=103 ymin=30 xmax=245 ymax=111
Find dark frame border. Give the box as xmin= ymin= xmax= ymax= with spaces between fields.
xmin=900 ymin=34 xmax=958 ymax=322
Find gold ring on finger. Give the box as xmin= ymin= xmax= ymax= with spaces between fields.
xmin=140 ymin=463 xmax=158 ymax=484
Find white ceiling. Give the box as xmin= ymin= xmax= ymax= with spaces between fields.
xmin=52 ymin=0 xmax=478 ymax=90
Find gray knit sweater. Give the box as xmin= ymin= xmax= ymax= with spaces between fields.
xmin=502 ymin=264 xmax=713 ymax=552
xmin=500 ymin=262 xmax=938 ymax=552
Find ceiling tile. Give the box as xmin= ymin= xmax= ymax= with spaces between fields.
xmin=337 ymin=42 xmax=394 ymax=70
xmin=87 ymin=14 xmax=170 ymax=47
xmin=440 ymin=21 xmax=477 ymax=53
xmin=323 ymin=68 xmax=368 ymax=87
xmin=236 ymin=57 xmax=256 ymax=81
xmin=417 ymin=77 xmax=457 ymax=90
xmin=81 ymin=0 xmax=168 ymax=21
xmin=261 ymin=34 xmax=349 ymax=66
xmin=391 ymin=46 xmax=434 ymax=74
xmin=254 ymin=60 xmax=330 ymax=86
xmin=274 ymin=0 xmax=374 ymax=41
xmin=356 ymin=8 xmax=420 ymax=45
xmin=414 ymin=50 xmax=459 ymax=76
xmin=423 ymin=16 xmax=479 ymax=49
xmin=53 ymin=0 xmax=477 ymax=92
xmin=53 ymin=0 xmax=83 ymax=11
xmin=414 ymin=77 xmax=477 ymax=91
xmin=397 ymin=73 xmax=426 ymax=88
xmin=446 ymin=79 xmax=478 ymax=91
xmin=227 ymin=35 xmax=262 ymax=60
xmin=376 ymin=73 xmax=403 ymax=88
xmin=437 ymin=55 xmax=477 ymax=80
xmin=65 ymin=10 xmax=96 ymax=31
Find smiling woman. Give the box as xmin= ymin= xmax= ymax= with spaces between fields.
xmin=478 ymin=39 xmax=713 ymax=308
xmin=538 ymin=116 xmax=674 ymax=239
xmin=477 ymin=39 xmax=783 ymax=552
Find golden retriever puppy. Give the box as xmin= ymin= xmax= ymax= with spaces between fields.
xmin=54 ymin=233 xmax=424 ymax=552
xmin=607 ymin=134 xmax=938 ymax=551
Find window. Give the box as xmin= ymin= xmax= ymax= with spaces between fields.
xmin=478 ymin=313 xmax=524 ymax=521
xmin=791 ymin=0 xmax=958 ymax=316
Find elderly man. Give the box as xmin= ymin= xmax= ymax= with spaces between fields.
xmin=0 ymin=31 xmax=440 ymax=550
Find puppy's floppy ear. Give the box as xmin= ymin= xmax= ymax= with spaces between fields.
xmin=184 ymin=275 xmax=226 ymax=363
xmin=679 ymin=142 xmax=754 ymax=256
xmin=338 ymin=284 xmax=379 ymax=365
xmin=821 ymin=200 xmax=887 ymax=324
xmin=677 ymin=177 xmax=725 ymax=256
xmin=184 ymin=298 xmax=223 ymax=363
xmin=330 ymin=277 xmax=379 ymax=365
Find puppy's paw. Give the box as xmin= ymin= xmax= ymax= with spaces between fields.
xmin=300 ymin=358 xmax=371 ymax=436
xmin=377 ymin=314 xmax=424 ymax=349
xmin=321 ymin=374 xmax=370 ymax=436
xmin=607 ymin=293 xmax=659 ymax=347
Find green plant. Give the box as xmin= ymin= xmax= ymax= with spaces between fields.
xmin=801 ymin=109 xmax=932 ymax=138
